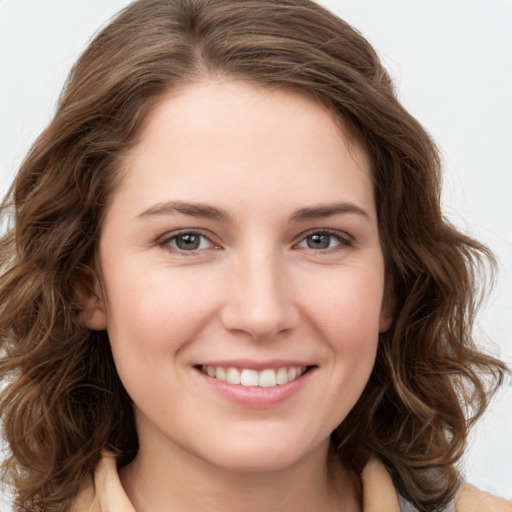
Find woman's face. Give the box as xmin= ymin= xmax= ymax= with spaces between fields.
xmin=86 ymin=81 xmax=391 ymax=473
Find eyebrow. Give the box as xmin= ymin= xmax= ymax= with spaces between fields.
xmin=136 ymin=200 xmax=369 ymax=222
xmin=289 ymin=202 xmax=370 ymax=222
xmin=136 ymin=201 xmax=231 ymax=221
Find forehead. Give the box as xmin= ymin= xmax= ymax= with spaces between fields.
xmin=111 ymin=80 xmax=375 ymax=221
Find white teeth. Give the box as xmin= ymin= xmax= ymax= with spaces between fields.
xmin=276 ymin=367 xmax=288 ymax=385
xmin=259 ymin=369 xmax=277 ymax=387
xmin=226 ymin=367 xmax=241 ymax=385
xmin=201 ymin=365 xmax=308 ymax=387
xmin=241 ymin=369 xmax=259 ymax=387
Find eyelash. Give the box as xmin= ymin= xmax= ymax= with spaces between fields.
xmin=157 ymin=229 xmax=218 ymax=255
xmin=294 ymin=229 xmax=353 ymax=253
xmin=157 ymin=229 xmax=353 ymax=255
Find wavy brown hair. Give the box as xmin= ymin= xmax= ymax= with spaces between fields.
xmin=0 ymin=0 xmax=508 ymax=510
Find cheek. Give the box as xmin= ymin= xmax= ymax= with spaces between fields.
xmin=304 ymin=266 xmax=386 ymax=343
xmin=104 ymin=265 xmax=221 ymax=355
xmin=102 ymin=267 xmax=222 ymax=413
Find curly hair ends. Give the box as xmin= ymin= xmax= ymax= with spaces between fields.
xmin=0 ymin=0 xmax=508 ymax=510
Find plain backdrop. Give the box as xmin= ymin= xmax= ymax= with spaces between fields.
xmin=1 ymin=0 xmax=511 ymax=505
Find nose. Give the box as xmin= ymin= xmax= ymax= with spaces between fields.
xmin=220 ymin=249 xmax=299 ymax=340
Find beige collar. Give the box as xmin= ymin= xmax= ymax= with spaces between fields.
xmin=72 ymin=451 xmax=511 ymax=512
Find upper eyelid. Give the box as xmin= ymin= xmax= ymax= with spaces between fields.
xmin=156 ymin=229 xmax=219 ymax=249
xmin=155 ymin=227 xmax=353 ymax=248
xmin=294 ymin=228 xmax=354 ymax=244
xmin=157 ymin=228 xmax=214 ymax=241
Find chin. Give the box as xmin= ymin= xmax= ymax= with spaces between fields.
xmin=198 ymin=435 xmax=328 ymax=474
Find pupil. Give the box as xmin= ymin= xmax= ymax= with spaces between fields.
xmin=177 ymin=234 xmax=199 ymax=250
xmin=308 ymin=234 xmax=330 ymax=249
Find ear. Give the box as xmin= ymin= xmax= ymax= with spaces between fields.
xmin=379 ymin=277 xmax=395 ymax=333
xmin=74 ymin=267 xmax=107 ymax=331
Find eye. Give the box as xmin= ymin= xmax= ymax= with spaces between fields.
xmin=296 ymin=230 xmax=352 ymax=251
xmin=159 ymin=231 xmax=217 ymax=253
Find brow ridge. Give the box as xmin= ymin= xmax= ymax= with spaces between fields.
xmin=136 ymin=201 xmax=231 ymax=221
xmin=136 ymin=200 xmax=369 ymax=223
xmin=290 ymin=202 xmax=370 ymax=222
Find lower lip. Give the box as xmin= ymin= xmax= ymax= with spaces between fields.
xmin=195 ymin=368 xmax=315 ymax=407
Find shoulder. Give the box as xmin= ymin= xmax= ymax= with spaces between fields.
xmin=398 ymin=483 xmax=511 ymax=512
xmin=70 ymin=452 xmax=511 ymax=512
xmin=454 ymin=484 xmax=512 ymax=512
xmin=361 ymin=455 xmax=511 ymax=512
xmin=70 ymin=484 xmax=97 ymax=512
xmin=70 ymin=452 xmax=135 ymax=512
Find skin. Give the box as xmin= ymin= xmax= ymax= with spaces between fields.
xmin=84 ymin=81 xmax=392 ymax=512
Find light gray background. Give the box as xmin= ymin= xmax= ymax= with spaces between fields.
xmin=1 ymin=0 xmax=510 ymax=505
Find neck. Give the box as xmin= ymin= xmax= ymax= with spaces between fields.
xmin=120 ymin=437 xmax=360 ymax=512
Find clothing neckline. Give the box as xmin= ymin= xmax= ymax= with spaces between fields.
xmin=71 ymin=451 xmax=512 ymax=512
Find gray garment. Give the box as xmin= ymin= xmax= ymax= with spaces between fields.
xmin=398 ymin=493 xmax=457 ymax=512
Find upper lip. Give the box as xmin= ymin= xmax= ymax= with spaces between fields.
xmin=195 ymin=359 xmax=316 ymax=370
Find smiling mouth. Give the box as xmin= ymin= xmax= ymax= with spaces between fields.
xmin=199 ymin=365 xmax=313 ymax=388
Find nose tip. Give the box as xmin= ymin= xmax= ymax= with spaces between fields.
xmin=222 ymin=301 xmax=299 ymax=340
xmin=220 ymin=258 xmax=299 ymax=340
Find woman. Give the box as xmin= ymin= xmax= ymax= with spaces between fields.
xmin=0 ymin=1 xmax=509 ymax=511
